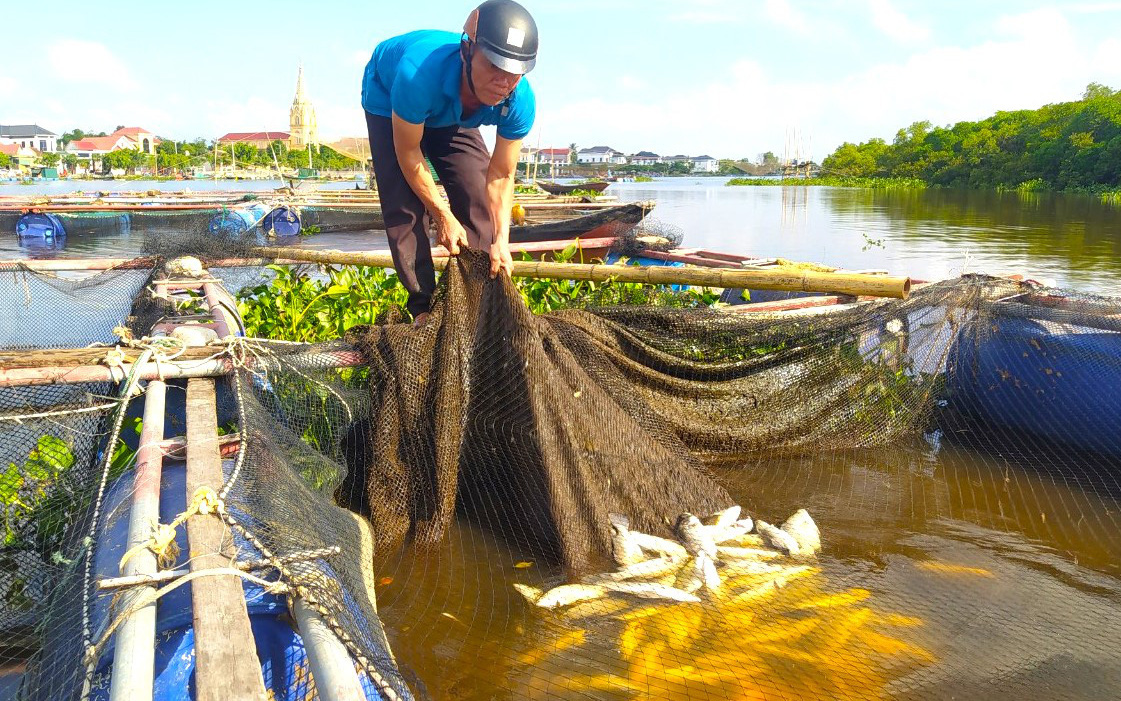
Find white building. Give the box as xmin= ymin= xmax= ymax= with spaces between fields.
xmin=630 ymin=151 xmax=661 ymax=165
xmin=577 ymin=146 xmax=624 ymax=164
xmin=691 ymin=155 xmax=719 ymax=173
xmin=0 ymin=124 xmax=58 ymax=153
xmin=536 ymin=148 xmax=571 ymax=165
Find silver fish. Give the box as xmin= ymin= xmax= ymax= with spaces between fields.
xmin=609 ymin=513 xmax=647 ymax=567
xmin=695 ymin=552 xmax=722 ymax=591
xmin=628 ymin=531 xmax=690 ymax=561
xmin=676 ymin=513 xmax=718 ymax=560
xmin=562 ymin=597 xmax=630 ymax=620
xmin=512 ymin=583 xmax=543 ymax=604
xmin=583 ymin=556 xmax=685 ymax=584
xmin=755 ymin=520 xmax=801 ymax=556
xmin=599 ymin=581 xmax=702 ymax=603
xmin=675 ymin=562 xmax=704 ymax=595
xmin=707 ymin=505 xmax=741 ymax=528
xmin=781 ymin=509 xmax=821 ymax=555
xmin=718 ymin=545 xmax=784 ymax=561
xmin=704 ymin=519 xmax=754 ymax=545
xmin=720 ymin=560 xmax=785 ymax=577
xmin=536 ymin=583 xmax=609 ymax=609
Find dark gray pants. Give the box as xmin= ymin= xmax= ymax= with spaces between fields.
xmin=365 ymin=111 xmax=494 ymax=317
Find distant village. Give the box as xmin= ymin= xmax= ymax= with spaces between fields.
xmin=2 ymin=68 xmax=784 ymax=180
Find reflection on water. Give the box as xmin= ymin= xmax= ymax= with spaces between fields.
xmin=611 ymin=180 xmax=1121 ymax=294
xmin=373 ymin=439 xmax=1121 ymax=699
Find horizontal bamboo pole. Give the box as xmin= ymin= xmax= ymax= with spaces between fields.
xmin=249 ymin=246 xmax=911 ymax=299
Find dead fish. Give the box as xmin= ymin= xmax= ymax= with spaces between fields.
xmin=708 ymin=505 xmax=741 ymax=528
xmin=705 ymin=518 xmax=755 ymax=545
xmin=562 ymin=597 xmax=631 ymax=620
xmin=599 ymin=581 xmax=702 ymax=603
xmin=609 ymin=513 xmax=647 ymax=567
xmin=781 ymin=509 xmax=821 ymax=555
xmin=584 ymin=556 xmax=685 ymax=584
xmin=695 ymin=552 xmax=722 ymax=591
xmin=718 ymin=545 xmax=784 ymax=561
xmin=720 ymin=560 xmax=785 ymax=577
xmin=536 ymin=584 xmax=609 ymax=609
xmin=755 ymin=520 xmax=800 ymax=556
xmin=513 ymin=583 xmax=543 ymax=604
xmin=628 ymin=531 xmax=690 ymax=561
xmin=676 ymin=513 xmax=718 ymax=560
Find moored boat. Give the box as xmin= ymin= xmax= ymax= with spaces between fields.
xmin=536 ymin=180 xmax=609 ymax=196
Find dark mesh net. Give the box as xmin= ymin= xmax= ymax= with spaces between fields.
xmin=0 ymin=250 xmax=1119 ymax=700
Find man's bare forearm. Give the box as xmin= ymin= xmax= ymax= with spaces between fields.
xmin=486 ymin=171 xmax=515 ymax=243
xmin=396 ymin=146 xmax=454 ymax=222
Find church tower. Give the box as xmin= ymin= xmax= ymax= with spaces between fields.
xmin=289 ymin=65 xmax=318 ymax=150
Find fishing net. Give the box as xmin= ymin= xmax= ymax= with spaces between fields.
xmin=0 ymin=248 xmax=1119 ymax=700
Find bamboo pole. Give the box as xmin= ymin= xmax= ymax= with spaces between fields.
xmin=249 ymin=247 xmax=911 ymax=299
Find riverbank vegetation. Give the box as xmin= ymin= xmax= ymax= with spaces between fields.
xmin=727 ymin=176 xmax=925 ymax=189
xmin=822 ymin=83 xmax=1121 ymax=193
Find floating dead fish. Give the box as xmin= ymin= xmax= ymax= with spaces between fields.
xmin=703 ymin=518 xmax=754 ymax=544
xmin=781 ymin=509 xmax=821 ymax=555
xmin=755 ymin=520 xmax=801 ymax=556
xmin=627 ymin=531 xmax=690 ymax=561
xmin=584 ymin=556 xmax=684 ymax=584
xmin=695 ymin=553 xmax=722 ymax=591
xmin=717 ymin=545 xmax=784 ymax=561
xmin=609 ymin=513 xmax=647 ymax=567
xmin=708 ymin=505 xmax=741 ymax=528
xmin=599 ymin=581 xmax=702 ymax=603
xmin=720 ymin=560 xmax=785 ymax=577
xmin=512 ymin=583 xmax=543 ymax=604
xmin=536 ymin=584 xmax=609 ymax=609
xmin=562 ymin=597 xmax=631 ymax=620
xmin=676 ymin=513 xmax=718 ymax=560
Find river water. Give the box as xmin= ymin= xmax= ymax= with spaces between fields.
xmin=2 ymin=177 xmax=1120 ymax=294
xmin=1 ymin=177 xmax=1119 ymax=699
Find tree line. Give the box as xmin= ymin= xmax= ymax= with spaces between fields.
xmin=822 ymin=83 xmax=1121 ymax=191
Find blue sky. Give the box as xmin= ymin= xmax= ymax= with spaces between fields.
xmin=3 ymin=1 xmax=1121 ymax=160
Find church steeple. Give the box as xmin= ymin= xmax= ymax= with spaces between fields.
xmin=289 ymin=64 xmax=318 ymax=150
xmin=293 ymin=64 xmax=305 ymax=105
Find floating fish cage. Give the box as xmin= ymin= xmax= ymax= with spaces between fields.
xmin=0 ymin=252 xmax=1118 ymax=700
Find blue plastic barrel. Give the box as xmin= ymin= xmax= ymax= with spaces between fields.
xmin=208 ymin=203 xmax=270 ymax=236
xmin=262 ymin=206 xmax=302 ymax=237
xmin=16 ymin=212 xmax=66 ymax=240
xmin=947 ymin=316 xmax=1121 ymax=456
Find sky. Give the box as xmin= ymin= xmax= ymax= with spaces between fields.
xmin=3 ymin=0 xmax=1121 ymax=161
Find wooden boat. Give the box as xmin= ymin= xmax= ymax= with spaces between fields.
xmin=511 ymin=202 xmax=652 ymax=244
xmin=536 ymin=181 xmax=609 ymax=196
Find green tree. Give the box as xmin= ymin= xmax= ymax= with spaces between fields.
xmin=38 ymin=152 xmax=61 ymax=167
xmin=62 ymin=153 xmax=79 ymax=172
xmin=0 ymin=153 xmax=10 ymax=168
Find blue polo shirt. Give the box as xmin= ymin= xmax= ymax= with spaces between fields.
xmin=361 ymin=30 xmax=535 ymax=141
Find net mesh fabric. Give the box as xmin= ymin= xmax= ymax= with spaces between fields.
xmin=0 ymin=252 xmax=1118 ymax=700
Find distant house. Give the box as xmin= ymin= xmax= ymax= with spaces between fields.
xmin=662 ymin=154 xmax=690 ymax=166
xmin=110 ymin=126 xmax=160 ymax=154
xmin=630 ymin=151 xmax=661 ymax=165
xmin=536 ymin=148 xmax=571 ymax=165
xmin=217 ymin=131 xmax=291 ymax=150
xmin=0 ymin=141 xmax=40 ymax=170
xmin=519 ymin=146 xmax=538 ymax=163
xmin=0 ymin=124 xmax=58 ymax=153
xmin=577 ymin=146 xmax=624 ymax=164
xmin=66 ymin=135 xmax=136 ymax=161
xmin=691 ymin=155 xmax=719 ymax=173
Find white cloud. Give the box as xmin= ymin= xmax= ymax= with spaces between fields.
xmin=764 ymin=0 xmax=810 ymax=35
xmin=536 ymin=5 xmax=1121 ymax=161
xmin=45 ymin=40 xmax=136 ymax=91
xmin=867 ymin=0 xmax=931 ymax=43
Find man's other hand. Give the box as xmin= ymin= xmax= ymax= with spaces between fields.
xmin=436 ymin=213 xmax=469 ymax=255
xmin=489 ymin=239 xmax=513 ymax=278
